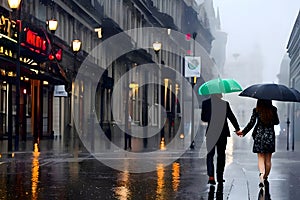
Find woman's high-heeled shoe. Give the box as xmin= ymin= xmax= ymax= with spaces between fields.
xmin=259 ymin=173 xmax=264 ymax=188
xmin=264 ymin=176 xmax=269 ymax=187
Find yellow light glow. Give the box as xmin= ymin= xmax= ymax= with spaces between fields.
xmin=160 ymin=137 xmax=166 ymax=150
xmin=156 ymin=163 xmax=165 ymax=198
xmin=114 ymin=170 xmax=130 ymax=200
xmin=129 ymin=83 xmax=138 ymax=89
xmin=172 ymin=162 xmax=180 ymax=191
xmin=94 ymin=28 xmax=102 ymax=38
xmin=153 ymin=41 xmax=162 ymax=52
xmin=72 ymin=39 xmax=81 ymax=52
xmin=7 ymin=0 xmax=21 ymax=9
xmin=0 ymin=69 xmax=5 ymax=76
xmin=47 ymin=19 xmax=58 ymax=32
xmin=179 ymin=133 xmax=184 ymax=139
xmin=164 ymin=79 xmax=169 ymax=108
xmin=0 ymin=33 xmax=17 ymax=43
xmin=30 ymin=69 xmax=38 ymax=73
xmin=31 ymin=143 xmax=40 ymax=200
xmin=81 ymin=82 xmax=84 ymax=93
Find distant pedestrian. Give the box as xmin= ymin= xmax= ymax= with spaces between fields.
xmin=201 ymin=93 xmax=241 ymax=185
xmin=239 ymin=99 xmax=279 ymax=188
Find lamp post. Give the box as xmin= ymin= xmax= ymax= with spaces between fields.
xmin=72 ymin=39 xmax=81 ymax=131
xmin=47 ymin=18 xmax=58 ymax=139
xmin=72 ymin=39 xmax=81 ymax=77
xmin=8 ymin=0 xmax=21 ymax=151
xmin=153 ymin=41 xmax=164 ymax=146
xmin=72 ymin=39 xmax=81 ymax=81
xmin=190 ymin=32 xmax=197 ymax=150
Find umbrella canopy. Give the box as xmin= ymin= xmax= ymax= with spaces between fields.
xmin=239 ymin=83 xmax=300 ymax=102
xmin=198 ymin=78 xmax=242 ymax=95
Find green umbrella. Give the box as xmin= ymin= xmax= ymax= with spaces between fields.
xmin=198 ymin=78 xmax=242 ymax=95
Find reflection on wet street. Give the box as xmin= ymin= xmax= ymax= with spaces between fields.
xmin=172 ymin=162 xmax=180 ymax=192
xmin=1 ymin=133 xmax=298 ymax=199
xmin=0 ymin=138 xmax=209 ymax=199
xmin=31 ymin=143 xmax=40 ymax=200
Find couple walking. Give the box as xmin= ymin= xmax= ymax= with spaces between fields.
xmin=201 ymin=93 xmax=279 ymax=188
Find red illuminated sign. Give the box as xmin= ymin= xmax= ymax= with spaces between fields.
xmin=21 ymin=28 xmax=47 ymax=55
xmin=49 ymin=48 xmax=62 ymax=61
xmin=186 ymin=33 xmax=191 ymax=41
xmin=55 ymin=49 xmax=62 ymax=61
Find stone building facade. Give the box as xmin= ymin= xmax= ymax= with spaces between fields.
xmin=0 ymin=0 xmax=221 ymax=150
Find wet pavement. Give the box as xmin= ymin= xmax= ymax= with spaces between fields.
xmin=0 ymin=128 xmax=300 ymax=200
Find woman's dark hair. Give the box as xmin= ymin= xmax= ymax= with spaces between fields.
xmin=256 ymin=99 xmax=275 ymax=126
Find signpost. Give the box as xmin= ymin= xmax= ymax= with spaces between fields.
xmin=184 ymin=55 xmax=201 ymax=149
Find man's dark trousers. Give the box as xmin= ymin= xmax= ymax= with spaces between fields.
xmin=207 ymin=134 xmax=227 ymax=182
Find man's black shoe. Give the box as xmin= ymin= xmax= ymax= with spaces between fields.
xmin=208 ymin=179 xmax=216 ymax=185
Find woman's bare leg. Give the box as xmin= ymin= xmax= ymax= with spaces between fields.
xmin=264 ymin=153 xmax=272 ymax=179
xmin=257 ymin=153 xmax=265 ymax=183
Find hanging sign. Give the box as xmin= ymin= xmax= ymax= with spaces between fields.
xmin=184 ymin=56 xmax=201 ymax=77
xmin=21 ymin=28 xmax=47 ymax=55
xmin=54 ymin=85 xmax=68 ymax=97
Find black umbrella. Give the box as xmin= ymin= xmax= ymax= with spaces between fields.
xmin=239 ymin=83 xmax=300 ymax=102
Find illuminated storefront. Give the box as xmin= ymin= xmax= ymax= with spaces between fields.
xmin=0 ymin=14 xmax=65 ymax=141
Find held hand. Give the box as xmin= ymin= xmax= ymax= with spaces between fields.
xmin=235 ymin=130 xmax=243 ymax=137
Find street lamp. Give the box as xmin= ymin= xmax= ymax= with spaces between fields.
xmin=72 ymin=39 xmax=82 ymax=53
xmin=7 ymin=0 xmax=21 ymax=9
xmin=47 ymin=18 xmax=58 ymax=57
xmin=190 ymin=32 xmax=197 ymax=150
xmin=153 ymin=41 xmax=162 ymax=53
xmin=47 ymin=19 xmax=58 ymax=34
xmin=71 ymin=39 xmax=81 ymax=132
xmin=152 ymin=41 xmax=164 ymax=146
xmin=47 ymin=18 xmax=58 ymax=139
xmin=8 ymin=0 xmax=22 ymax=151
xmin=72 ymin=39 xmax=81 ymax=75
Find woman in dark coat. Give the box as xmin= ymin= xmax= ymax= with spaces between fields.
xmin=240 ymin=99 xmax=279 ymax=188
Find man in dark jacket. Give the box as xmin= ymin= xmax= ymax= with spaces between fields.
xmin=201 ymin=94 xmax=241 ymax=185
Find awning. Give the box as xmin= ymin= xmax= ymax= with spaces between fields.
xmin=0 ymin=56 xmax=65 ymax=85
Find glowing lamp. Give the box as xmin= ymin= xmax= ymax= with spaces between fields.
xmin=152 ymin=41 xmax=162 ymax=53
xmin=47 ymin=19 xmax=58 ymax=34
xmin=7 ymin=0 xmax=21 ymax=9
xmin=72 ymin=39 xmax=81 ymax=53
